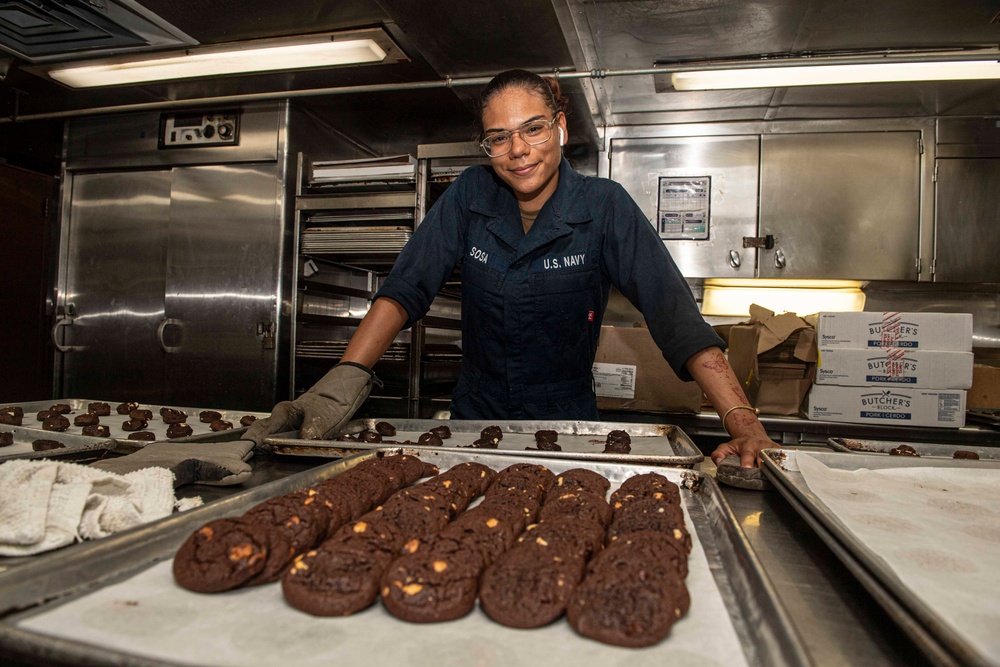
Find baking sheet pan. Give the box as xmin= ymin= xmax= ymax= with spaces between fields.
xmin=265 ymin=418 xmax=703 ymax=467
xmin=761 ymin=448 xmax=1000 ymax=667
xmin=0 ymin=449 xmax=806 ymax=667
xmin=827 ymin=437 xmax=1000 ymax=460
xmin=0 ymin=424 xmax=118 ymax=463
xmin=0 ymin=399 xmax=267 ymax=459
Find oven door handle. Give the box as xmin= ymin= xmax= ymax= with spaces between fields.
xmin=157 ymin=318 xmax=183 ymax=354
xmin=51 ymin=316 xmax=76 ymax=353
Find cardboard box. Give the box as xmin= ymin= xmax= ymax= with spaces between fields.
xmin=816 ymin=311 xmax=973 ymax=351
xmin=968 ymin=363 xmax=1000 ymax=409
xmin=727 ymin=305 xmax=818 ymax=416
xmin=815 ymin=348 xmax=974 ymax=389
xmin=592 ymin=326 xmax=703 ymax=414
xmin=807 ymin=384 xmax=967 ymax=428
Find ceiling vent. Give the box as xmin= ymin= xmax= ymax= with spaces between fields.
xmin=0 ymin=0 xmax=195 ymax=63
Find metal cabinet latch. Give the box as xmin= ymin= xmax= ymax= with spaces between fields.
xmin=742 ymin=234 xmax=775 ymax=249
xmin=728 ymin=250 xmax=742 ymax=269
xmin=258 ymin=321 xmax=276 ymax=350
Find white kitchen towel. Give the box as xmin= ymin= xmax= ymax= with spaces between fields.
xmin=0 ymin=459 xmax=186 ymax=556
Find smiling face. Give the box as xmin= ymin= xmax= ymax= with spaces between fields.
xmin=481 ymin=86 xmax=567 ymax=212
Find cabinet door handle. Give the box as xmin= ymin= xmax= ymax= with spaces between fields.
xmin=774 ymin=249 xmax=787 ymax=269
xmin=729 ymin=250 xmax=742 ymax=269
xmin=157 ymin=318 xmax=183 ymax=354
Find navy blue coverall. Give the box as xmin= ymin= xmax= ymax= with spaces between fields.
xmin=375 ymin=158 xmax=725 ymax=420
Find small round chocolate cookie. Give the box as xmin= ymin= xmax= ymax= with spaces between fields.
xmin=122 ymin=418 xmax=148 ymax=432
xmin=167 ymin=422 xmax=194 ymax=438
xmin=82 ymin=425 xmax=111 ymax=437
xmin=0 ymin=412 xmax=22 ymax=426
xmin=519 ymin=516 xmax=606 ymax=561
xmin=130 ymin=409 xmax=154 ymax=420
xmin=953 ymin=450 xmax=980 ymax=460
xmin=42 ymin=415 xmax=70 ymax=432
xmin=172 ymin=518 xmax=269 ymax=593
xmin=526 ymin=439 xmax=561 ymax=452
xmin=128 ymin=431 xmax=157 ymax=442
xmin=74 ymin=413 xmax=100 ymax=427
xmin=417 ymin=432 xmax=443 ymax=446
xmin=282 ymin=544 xmax=390 ymax=616
xmin=552 ymin=468 xmax=611 ymax=497
xmin=240 ymin=415 xmax=257 ymax=427
xmin=199 ymin=410 xmax=222 ymax=423
xmin=889 ymin=444 xmax=920 ymax=457
xmin=480 ymin=425 xmax=503 ymax=445
xmin=603 ymin=429 xmax=632 ymax=454
xmin=160 ymin=408 xmax=188 ymax=424
xmin=210 ymin=419 xmax=233 ymax=432
xmin=607 ymin=500 xmax=690 ymax=554
xmin=430 ymin=425 xmax=452 ymax=440
xmin=538 ymin=489 xmax=613 ymax=528
xmin=0 ymin=432 xmax=13 ymax=447
xmin=88 ymin=402 xmax=111 ymax=416
xmin=35 ymin=410 xmax=56 ymax=421
xmin=442 ymin=506 xmax=517 ymax=566
xmin=479 ymin=546 xmax=586 ymax=629
xmin=1 ymin=406 xmax=23 ymax=419
xmin=357 ymin=429 xmax=382 ymax=443
xmin=48 ymin=404 xmax=72 ymax=415
xmin=116 ymin=402 xmax=139 ymax=415
xmin=374 ymin=421 xmax=397 ymax=436
xmin=380 ymin=536 xmax=482 ymax=623
xmin=467 ymin=437 xmax=497 ymax=449
xmin=32 ymin=439 xmax=65 ymax=451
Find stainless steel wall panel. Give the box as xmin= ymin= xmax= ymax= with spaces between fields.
xmin=609 ymin=135 xmax=760 ymax=278
xmin=59 ymin=171 xmax=171 ymax=401
xmin=164 ymin=164 xmax=282 ymax=410
xmin=759 ymin=132 xmax=921 ymax=280
xmin=934 ymin=158 xmax=1000 ymax=283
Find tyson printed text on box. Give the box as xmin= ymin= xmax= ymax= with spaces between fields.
xmin=816 ymin=312 xmax=973 ymax=352
xmin=807 ymin=385 xmax=967 ymax=428
xmin=815 ymin=348 xmax=974 ymax=389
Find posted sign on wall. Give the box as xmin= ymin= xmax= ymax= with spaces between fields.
xmin=656 ymin=176 xmax=711 ymax=240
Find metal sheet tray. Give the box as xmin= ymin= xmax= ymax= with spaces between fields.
xmin=760 ymin=448 xmax=1000 ymax=667
xmin=828 ymin=437 xmax=1000 ymax=460
xmin=0 ymin=398 xmax=268 ymax=459
xmin=0 ymin=423 xmax=117 ymax=463
xmin=266 ymin=418 xmax=703 ymax=467
xmin=0 ymin=449 xmax=806 ymax=667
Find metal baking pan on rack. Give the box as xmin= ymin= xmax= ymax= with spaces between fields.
xmin=827 ymin=437 xmax=999 ymax=460
xmin=0 ymin=424 xmax=117 ymax=463
xmin=761 ymin=448 xmax=1000 ymax=667
xmin=0 ymin=448 xmax=807 ymax=667
xmin=264 ymin=418 xmax=703 ymax=467
xmin=0 ymin=399 xmax=268 ymax=456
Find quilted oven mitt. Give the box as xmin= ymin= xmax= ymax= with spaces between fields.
xmin=90 ymin=439 xmax=255 ymax=487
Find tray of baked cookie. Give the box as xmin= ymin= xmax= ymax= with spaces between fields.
xmin=0 ymin=400 xmax=267 ymax=455
xmin=827 ymin=437 xmax=1000 ymax=461
xmin=264 ymin=418 xmax=703 ymax=467
xmin=0 ymin=448 xmax=807 ymax=667
xmin=0 ymin=423 xmax=118 ymax=463
xmin=761 ymin=448 xmax=1000 ymax=667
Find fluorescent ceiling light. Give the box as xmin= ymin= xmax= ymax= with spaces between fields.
xmin=672 ymin=60 xmax=1000 ymax=90
xmin=47 ymin=35 xmax=389 ymax=88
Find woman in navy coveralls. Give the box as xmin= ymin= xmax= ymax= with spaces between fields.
xmin=250 ymin=69 xmax=775 ymax=468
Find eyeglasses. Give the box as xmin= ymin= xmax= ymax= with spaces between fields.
xmin=480 ymin=117 xmax=558 ymax=157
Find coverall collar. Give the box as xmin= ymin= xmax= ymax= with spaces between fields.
xmin=470 ymin=158 xmax=592 ymax=262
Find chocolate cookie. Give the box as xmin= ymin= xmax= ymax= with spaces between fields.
xmin=526 ymin=440 xmax=561 ymax=452
xmin=479 ymin=545 xmax=585 ymax=629
xmin=552 ymin=468 xmax=611 ymax=497
xmin=0 ymin=432 xmax=13 ymax=447
xmin=953 ymin=450 xmax=980 ymax=460
xmin=537 ymin=489 xmax=613 ymax=528
xmin=603 ymin=429 xmax=632 ymax=454
xmin=480 ymin=425 xmax=503 ymax=445
xmin=441 ymin=507 xmax=517 ymax=567
xmin=128 ymin=431 xmax=157 ymax=442
xmin=82 ymin=425 xmax=111 ymax=437
xmin=88 ymin=402 xmax=111 ymax=416
xmin=889 ymin=444 xmax=919 ymax=457
xmin=466 ymin=437 xmax=498 ymax=449
xmin=210 ymin=419 xmax=233 ymax=432
xmin=74 ymin=413 xmax=99 ymax=427
xmin=240 ymin=415 xmax=257 ymax=427
xmin=130 ymin=409 xmax=153 ymax=420
xmin=417 ymin=432 xmax=443 ymax=446
xmin=35 ymin=410 xmax=56 ymax=421
xmin=380 ymin=536 xmax=482 ymax=622
xmin=374 ymin=421 xmax=397 ymax=436
xmin=48 ymin=404 xmax=72 ymax=415
xmin=1 ymin=406 xmax=23 ymax=419
xmin=607 ymin=500 xmax=690 ymax=554
xmin=42 ymin=415 xmax=70 ymax=432
xmin=518 ymin=516 xmax=605 ymax=561
xmin=0 ymin=412 xmax=22 ymax=426
xmin=429 ymin=425 xmax=452 ymax=440
xmin=357 ymin=429 xmax=382 ymax=443
xmin=116 ymin=402 xmax=139 ymax=415
xmin=199 ymin=410 xmax=222 ymax=423
xmin=282 ymin=544 xmax=390 ymax=616
xmin=167 ymin=422 xmax=194 ymax=438
xmin=160 ymin=408 xmax=188 ymax=424
xmin=32 ymin=439 xmax=65 ymax=451
xmin=122 ymin=418 xmax=147 ymax=432
xmin=173 ymin=518 xmax=269 ymax=593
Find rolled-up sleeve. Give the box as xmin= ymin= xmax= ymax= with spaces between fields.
xmin=599 ymin=183 xmax=725 ymax=381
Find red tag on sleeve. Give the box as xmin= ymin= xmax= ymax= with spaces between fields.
xmin=587 ymin=310 xmax=595 ymax=322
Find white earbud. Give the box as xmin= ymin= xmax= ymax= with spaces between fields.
xmin=558 ymin=127 xmax=565 ymax=146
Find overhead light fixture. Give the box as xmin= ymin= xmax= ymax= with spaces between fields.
xmin=41 ymin=28 xmax=401 ymax=88
xmin=664 ymin=48 xmax=1000 ymax=91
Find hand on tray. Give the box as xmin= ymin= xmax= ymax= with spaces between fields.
xmin=710 ymin=434 xmax=778 ymax=468
xmin=245 ymin=362 xmax=377 ymax=444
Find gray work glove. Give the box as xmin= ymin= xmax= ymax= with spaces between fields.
xmin=244 ymin=362 xmax=378 ymax=445
xmin=90 ymin=440 xmax=255 ymax=487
